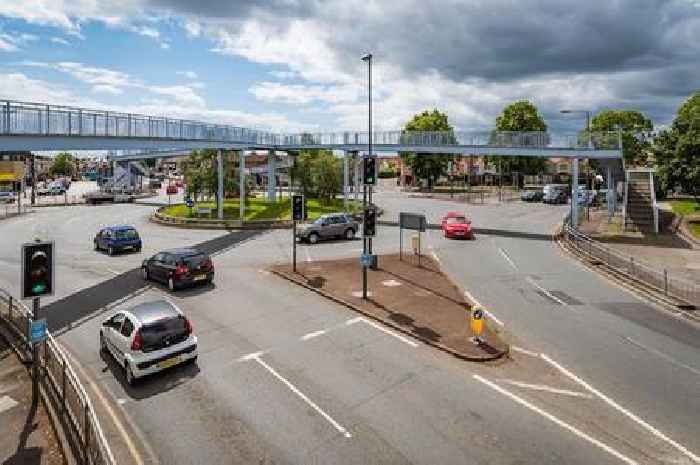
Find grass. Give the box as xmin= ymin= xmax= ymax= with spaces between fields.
xmin=162 ymin=197 xmax=360 ymax=221
xmin=689 ymin=222 xmax=700 ymax=238
xmin=669 ymin=199 xmax=700 ymax=216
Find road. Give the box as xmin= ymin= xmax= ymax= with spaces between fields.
xmin=0 ymin=196 xmax=697 ymax=465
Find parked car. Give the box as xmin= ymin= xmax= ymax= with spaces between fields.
xmin=142 ymin=248 xmax=214 ymax=291
xmin=520 ymin=189 xmax=544 ymax=202
xmin=166 ymin=185 xmax=178 ymax=195
xmin=441 ymin=212 xmax=474 ymax=239
xmin=149 ymin=180 xmax=162 ymax=189
xmin=175 ymin=180 xmax=184 ymax=188
xmin=543 ymin=187 xmax=568 ymax=204
xmin=0 ymin=191 xmax=16 ymax=204
xmin=100 ymin=299 xmax=198 ymax=386
xmin=296 ymin=213 xmax=359 ymax=244
xmin=94 ymin=226 xmax=142 ymax=255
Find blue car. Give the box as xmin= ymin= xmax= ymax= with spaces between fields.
xmin=94 ymin=226 xmax=142 ymax=255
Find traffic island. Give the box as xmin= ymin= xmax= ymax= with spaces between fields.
xmin=270 ymin=254 xmax=509 ymax=362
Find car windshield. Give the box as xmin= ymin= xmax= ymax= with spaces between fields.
xmin=115 ymin=229 xmax=138 ymax=239
xmin=314 ymin=217 xmax=328 ymax=225
xmin=182 ymin=253 xmax=207 ymax=268
xmin=140 ymin=316 xmax=188 ymax=351
xmin=446 ymin=217 xmax=468 ymax=224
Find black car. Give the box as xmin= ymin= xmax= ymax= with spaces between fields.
xmin=141 ymin=248 xmax=214 ymax=291
xmin=520 ymin=190 xmax=544 ymax=202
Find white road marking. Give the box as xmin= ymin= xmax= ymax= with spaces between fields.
xmin=345 ymin=317 xmax=363 ymax=325
xmin=0 ymin=395 xmax=18 ymax=413
xmin=525 ymin=276 xmax=569 ymax=307
xmin=541 ymin=354 xmax=700 ymax=463
xmin=498 ymin=247 xmax=518 ymax=270
xmin=238 ymin=351 xmax=266 ymax=362
xmin=463 ymin=290 xmax=504 ymax=326
xmin=105 ymin=268 xmax=121 ymax=276
xmin=117 ymin=398 xmax=127 ymax=405
xmin=301 ymin=329 xmax=326 ymax=341
xmin=251 ymin=355 xmax=352 ymax=438
xmin=511 ymin=346 xmax=540 ymax=358
xmin=431 ymin=251 xmax=441 ymax=263
xmin=473 ymin=375 xmax=638 ymax=465
xmin=304 ymin=247 xmax=313 ymax=263
xmin=497 ymin=379 xmax=594 ymax=399
xmin=360 ymin=317 xmax=419 ymax=347
xmin=381 ymin=279 xmax=402 ymax=287
xmin=463 ymin=289 xmax=482 ymax=307
xmin=624 ymin=337 xmax=700 ymax=378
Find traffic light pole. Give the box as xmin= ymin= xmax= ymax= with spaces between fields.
xmin=292 ymin=219 xmax=297 ymax=272
xmin=31 ymin=297 xmax=40 ymax=407
xmin=362 ymin=180 xmax=368 ymax=299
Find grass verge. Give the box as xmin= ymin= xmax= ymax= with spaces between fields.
xmin=669 ymin=199 xmax=700 ymax=216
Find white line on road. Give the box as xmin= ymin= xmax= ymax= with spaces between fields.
xmin=301 ymin=329 xmax=326 ymax=341
xmin=431 ymin=251 xmax=441 ymax=263
xmin=498 ymin=247 xmax=518 ymax=270
xmin=511 ymin=346 xmax=540 ymax=358
xmin=463 ymin=289 xmax=482 ymax=307
xmin=0 ymin=395 xmax=18 ymax=413
xmin=345 ymin=317 xmax=363 ymax=325
xmin=238 ymin=351 xmax=266 ymax=362
xmin=473 ymin=375 xmax=638 ymax=465
xmin=525 ymin=276 xmax=569 ymax=307
xmin=623 ymin=337 xmax=700 ymax=378
xmin=252 ymin=355 xmax=352 ymax=438
xmin=360 ymin=317 xmax=419 ymax=347
xmin=304 ymin=247 xmax=313 ymax=263
xmin=540 ymin=354 xmax=700 ymax=463
xmin=497 ymin=379 xmax=594 ymax=399
xmin=463 ymin=290 xmax=504 ymax=326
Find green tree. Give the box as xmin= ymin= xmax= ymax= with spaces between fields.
xmin=489 ymin=100 xmax=548 ymax=175
xmin=652 ymin=91 xmax=699 ymax=197
xmin=50 ymin=152 xmax=74 ymax=177
xmin=589 ymin=110 xmax=653 ymax=166
xmin=312 ymin=151 xmax=342 ymax=202
xmin=399 ymin=109 xmax=454 ymax=189
xmin=289 ymin=150 xmax=316 ymax=198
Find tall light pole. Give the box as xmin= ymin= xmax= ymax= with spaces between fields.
xmin=361 ymin=52 xmax=372 ymax=298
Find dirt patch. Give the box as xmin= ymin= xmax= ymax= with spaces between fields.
xmin=271 ymin=253 xmax=508 ymax=361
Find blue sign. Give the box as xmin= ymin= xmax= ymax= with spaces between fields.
xmin=30 ymin=318 xmax=48 ymax=344
xmin=360 ymin=254 xmax=372 ymax=267
xmin=186 ymin=198 xmax=194 ymax=208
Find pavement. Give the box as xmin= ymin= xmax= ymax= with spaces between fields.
xmin=272 ymin=253 xmax=508 ymax=360
xmin=0 ymin=333 xmax=65 ymax=465
xmin=0 ymin=194 xmax=698 ymax=465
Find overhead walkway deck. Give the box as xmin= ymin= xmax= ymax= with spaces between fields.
xmin=0 ymin=100 xmax=622 ymax=159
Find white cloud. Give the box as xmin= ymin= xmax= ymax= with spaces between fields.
xmin=0 ymin=36 xmax=18 ymax=52
xmin=92 ymin=84 xmax=123 ymax=95
xmin=176 ymin=70 xmax=198 ymax=79
xmin=269 ymin=70 xmax=297 ymax=80
xmin=134 ymin=26 xmax=159 ymax=39
xmin=0 ymin=31 xmax=40 ymax=51
xmin=50 ymin=37 xmax=70 ymax=45
xmin=160 ymin=41 xmax=170 ymax=49
xmin=147 ymin=84 xmax=206 ymax=107
xmin=249 ymin=82 xmax=361 ymax=105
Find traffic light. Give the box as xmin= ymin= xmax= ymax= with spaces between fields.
xmin=363 ymin=156 xmax=376 ymax=185
xmin=22 ymin=241 xmax=54 ymax=299
xmin=292 ymin=194 xmax=304 ymax=221
xmin=363 ymin=206 xmax=377 ymax=237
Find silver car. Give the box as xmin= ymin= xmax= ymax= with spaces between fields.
xmin=296 ymin=213 xmax=359 ymax=244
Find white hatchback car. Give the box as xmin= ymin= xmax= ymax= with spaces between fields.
xmin=100 ymin=300 xmax=198 ymax=385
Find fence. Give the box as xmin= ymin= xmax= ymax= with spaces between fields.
xmin=0 ymin=288 xmax=116 ymax=465
xmin=561 ymin=224 xmax=699 ymax=307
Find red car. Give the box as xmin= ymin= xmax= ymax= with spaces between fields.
xmin=441 ymin=212 xmax=473 ymax=239
xmin=175 ymin=180 xmax=184 ymax=188
xmin=166 ymin=185 xmax=178 ymax=195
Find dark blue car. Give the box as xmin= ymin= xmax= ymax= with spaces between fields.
xmin=94 ymin=226 xmax=142 ymax=255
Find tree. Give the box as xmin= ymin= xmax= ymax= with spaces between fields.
xmin=50 ymin=152 xmax=74 ymax=177
xmin=488 ymin=100 xmax=548 ymax=175
xmin=399 ymin=109 xmax=454 ymax=189
xmin=289 ymin=150 xmax=316 ymax=198
xmin=311 ymin=151 xmax=342 ymax=202
xmin=589 ymin=110 xmax=653 ymax=166
xmin=652 ymin=91 xmax=699 ymax=197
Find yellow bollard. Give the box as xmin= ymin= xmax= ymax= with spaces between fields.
xmin=470 ymin=307 xmax=485 ymax=343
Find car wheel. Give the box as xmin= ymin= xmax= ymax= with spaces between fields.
xmin=185 ymin=356 xmax=198 ymax=365
xmin=308 ymin=233 xmax=319 ymax=244
xmin=94 ymin=241 xmax=99 ymax=251
xmin=99 ymin=332 xmax=107 ymax=353
xmin=168 ymin=277 xmax=176 ymax=291
xmin=135 ymin=246 xmax=142 ymax=253
xmin=345 ymin=228 xmax=355 ymax=240
xmin=125 ymin=363 xmax=136 ymax=386
xmin=108 ymin=246 xmax=115 ymax=256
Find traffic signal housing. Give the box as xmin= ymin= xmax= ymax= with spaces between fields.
xmin=292 ymin=194 xmax=304 ymax=221
xmin=363 ymin=156 xmax=376 ymax=185
xmin=22 ymin=241 xmax=54 ymax=299
xmin=363 ymin=205 xmax=377 ymax=237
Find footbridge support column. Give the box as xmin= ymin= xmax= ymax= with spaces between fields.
xmin=239 ymin=151 xmax=246 ymax=220
xmin=267 ymin=149 xmax=276 ymax=202
xmin=343 ymin=151 xmax=349 ymax=211
xmin=217 ymin=149 xmax=224 ymax=220
xmin=571 ymin=158 xmax=579 ymax=229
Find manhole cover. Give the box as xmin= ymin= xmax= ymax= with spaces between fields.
xmin=351 ymin=291 xmax=373 ymax=298
xmin=382 ymin=279 xmax=402 ymax=287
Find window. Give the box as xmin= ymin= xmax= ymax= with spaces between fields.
xmin=446 ymin=217 xmax=468 ymax=225
xmin=110 ymin=313 xmax=125 ymax=328
xmin=115 ymin=229 xmax=138 ymax=239
xmin=153 ymin=253 xmax=166 ymax=263
xmin=121 ymin=318 xmax=134 ymax=337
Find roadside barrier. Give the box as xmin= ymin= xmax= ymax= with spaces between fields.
xmin=0 ymin=287 xmax=115 ymax=465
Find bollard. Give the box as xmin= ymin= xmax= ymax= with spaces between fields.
xmin=664 ymin=269 xmax=668 ymax=296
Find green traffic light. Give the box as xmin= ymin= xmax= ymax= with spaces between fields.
xmin=32 ymin=283 xmax=47 ymax=294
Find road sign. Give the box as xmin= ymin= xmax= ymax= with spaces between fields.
xmin=399 ymin=212 xmax=426 ymax=232
xmin=30 ymin=318 xmax=48 ymax=344
xmin=470 ymin=307 xmax=484 ymax=338
xmin=185 ymin=197 xmax=194 ymax=208
xmin=292 ymin=194 xmax=304 ymax=221
xmin=360 ymin=254 xmax=372 ymax=267
xmin=21 ymin=241 xmax=54 ymax=299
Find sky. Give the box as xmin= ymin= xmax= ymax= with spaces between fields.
xmin=0 ymin=0 xmax=698 ymax=134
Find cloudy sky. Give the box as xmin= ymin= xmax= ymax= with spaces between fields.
xmin=0 ymin=0 xmax=698 ymax=133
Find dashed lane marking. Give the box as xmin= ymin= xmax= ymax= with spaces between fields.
xmin=301 ymin=329 xmax=326 ymax=341
xmin=541 ymin=354 xmax=700 ymax=463
xmin=497 ymin=379 xmax=594 ymax=399
xmin=473 ymin=375 xmax=638 ymax=465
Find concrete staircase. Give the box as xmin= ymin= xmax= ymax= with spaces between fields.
xmin=624 ymin=170 xmax=657 ymax=233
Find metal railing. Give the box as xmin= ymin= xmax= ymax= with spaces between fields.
xmin=562 ymin=225 xmax=699 ymax=307
xmin=1 ymin=99 xmax=621 ymax=150
xmin=0 ymin=288 xmax=116 ymax=465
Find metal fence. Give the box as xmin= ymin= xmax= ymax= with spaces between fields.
xmin=0 ymin=288 xmax=116 ymax=465
xmin=1 ymin=99 xmax=621 ymax=150
xmin=562 ymin=225 xmax=699 ymax=307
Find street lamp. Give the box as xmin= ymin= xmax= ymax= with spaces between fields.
xmin=361 ymin=52 xmax=372 ymax=299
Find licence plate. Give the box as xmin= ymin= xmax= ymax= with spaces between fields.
xmin=194 ymin=274 xmax=207 ymax=281
xmin=455 ymin=231 xmax=465 ymax=235
xmin=158 ymin=356 xmax=181 ymax=369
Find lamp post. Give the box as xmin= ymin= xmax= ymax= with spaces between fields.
xmin=361 ymin=52 xmax=372 ymax=299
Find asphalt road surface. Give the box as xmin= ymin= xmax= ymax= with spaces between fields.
xmin=0 ymin=197 xmax=697 ymax=465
